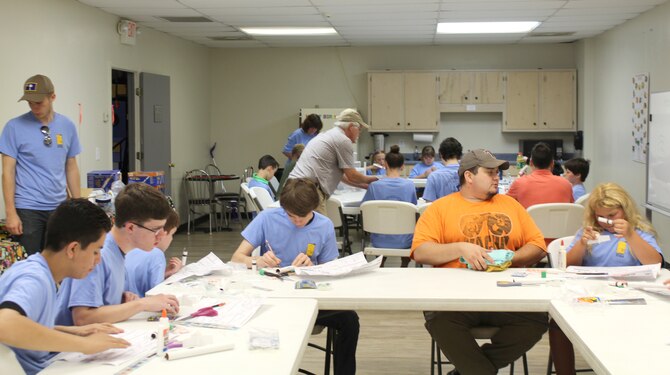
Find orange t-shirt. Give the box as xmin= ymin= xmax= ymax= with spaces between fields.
xmin=411 ymin=192 xmax=547 ymax=268
xmin=506 ymin=169 xmax=574 ymax=208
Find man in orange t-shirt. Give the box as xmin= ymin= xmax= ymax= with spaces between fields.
xmin=411 ymin=149 xmax=548 ymax=375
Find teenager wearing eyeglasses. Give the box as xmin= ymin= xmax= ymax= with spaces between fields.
xmin=0 ymin=74 xmax=82 ymax=255
xmin=55 ymin=183 xmax=181 ymax=326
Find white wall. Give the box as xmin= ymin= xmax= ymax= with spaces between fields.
xmin=577 ymin=0 xmax=670 ymax=252
xmin=209 ymin=44 xmax=575 ymax=172
xmin=0 ymin=0 xmax=211 ymax=220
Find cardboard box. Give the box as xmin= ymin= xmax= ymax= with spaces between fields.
xmin=128 ymin=171 xmax=165 ymax=192
xmin=87 ymin=170 xmax=121 ymax=191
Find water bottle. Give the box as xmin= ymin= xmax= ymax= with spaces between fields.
xmin=516 ymin=152 xmax=525 ymax=170
xmin=95 ymin=192 xmax=114 ymax=218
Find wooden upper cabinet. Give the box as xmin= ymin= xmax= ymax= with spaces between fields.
xmin=540 ymin=71 xmax=576 ymax=130
xmin=439 ymin=71 xmax=505 ymax=112
xmin=368 ymin=73 xmax=404 ymax=131
xmin=504 ymin=71 xmax=540 ymax=130
xmin=368 ymin=72 xmax=438 ymax=132
xmin=404 ymin=73 xmax=438 ymax=131
xmin=504 ymin=70 xmax=575 ymax=132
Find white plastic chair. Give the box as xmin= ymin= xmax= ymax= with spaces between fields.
xmin=325 ymin=197 xmax=352 ymax=255
xmin=250 ymin=186 xmax=275 ymax=211
xmin=0 ymin=344 xmax=25 ymax=375
xmin=240 ymin=182 xmax=258 ymax=218
xmin=418 ymin=201 xmax=432 ymax=215
xmin=575 ymin=193 xmax=590 ymax=206
xmin=360 ymin=200 xmax=418 ymax=264
xmin=547 ymin=236 xmax=575 ymax=268
xmin=527 ymin=203 xmax=584 ymax=240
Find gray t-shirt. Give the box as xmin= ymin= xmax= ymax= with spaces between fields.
xmin=288 ymin=127 xmax=354 ymax=195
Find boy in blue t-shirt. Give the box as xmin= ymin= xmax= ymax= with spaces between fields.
xmin=563 ymin=157 xmax=590 ymax=201
xmin=232 ymin=178 xmax=359 ymax=375
xmin=248 ymin=154 xmax=279 ymax=200
xmin=125 ymin=210 xmax=183 ymax=297
xmin=56 ymin=183 xmax=180 ymax=326
xmin=0 ymin=199 xmax=129 ymax=375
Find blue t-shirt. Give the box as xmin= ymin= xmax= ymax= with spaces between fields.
xmin=572 ymin=184 xmax=586 ymax=201
xmin=283 ymin=128 xmax=316 ymax=161
xmin=248 ymin=177 xmax=275 ymax=200
xmin=567 ymin=228 xmax=662 ymax=267
xmin=56 ymin=233 xmax=126 ymax=326
xmin=0 ymin=253 xmax=58 ymax=374
xmin=361 ymin=177 xmax=417 ymax=249
xmin=241 ymin=208 xmax=338 ymax=267
xmin=125 ymin=248 xmax=166 ymax=297
xmin=0 ymin=112 xmax=82 ymax=210
xmin=423 ymin=164 xmax=460 ymax=202
xmin=409 ymin=162 xmax=444 ymax=178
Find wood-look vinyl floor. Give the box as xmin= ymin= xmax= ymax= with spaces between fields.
xmin=169 ymin=220 xmax=593 ymax=375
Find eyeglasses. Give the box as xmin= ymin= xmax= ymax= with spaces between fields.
xmin=40 ymin=126 xmax=52 ymax=146
xmin=131 ymin=222 xmax=164 ymax=236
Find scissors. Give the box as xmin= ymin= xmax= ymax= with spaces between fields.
xmin=175 ymin=302 xmax=225 ymax=321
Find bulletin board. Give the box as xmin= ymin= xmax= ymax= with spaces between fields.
xmin=632 ymin=74 xmax=649 ymax=163
xmin=646 ymin=91 xmax=670 ymax=216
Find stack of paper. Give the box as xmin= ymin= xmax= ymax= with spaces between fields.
xmin=164 ymin=252 xmax=231 ymax=284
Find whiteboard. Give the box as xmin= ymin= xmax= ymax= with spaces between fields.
xmin=647 ymin=91 xmax=670 ymax=215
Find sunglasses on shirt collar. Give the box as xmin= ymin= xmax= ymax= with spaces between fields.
xmin=40 ymin=126 xmax=52 ymax=146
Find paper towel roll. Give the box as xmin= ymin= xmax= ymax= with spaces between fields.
xmin=164 ymin=343 xmax=235 ymax=360
xmin=412 ymin=133 xmax=434 ymax=143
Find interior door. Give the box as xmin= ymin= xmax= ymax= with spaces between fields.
xmin=139 ymin=72 xmax=172 ymax=194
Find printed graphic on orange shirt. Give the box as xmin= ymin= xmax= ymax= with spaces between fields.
xmin=459 ymin=212 xmax=512 ymax=250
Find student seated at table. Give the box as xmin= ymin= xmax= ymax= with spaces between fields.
xmin=423 ymin=137 xmax=462 ymax=202
xmin=125 ymin=209 xmax=182 ymax=297
xmin=411 ymin=149 xmax=548 ymax=375
xmin=277 ymin=143 xmax=304 ymax=196
xmin=409 ymin=145 xmax=443 ymax=179
xmin=361 ymin=145 xmax=416 ymax=267
xmin=56 ymin=183 xmax=180 ymax=326
xmin=231 ymin=178 xmax=359 ymax=375
xmin=365 ymin=150 xmax=386 ymax=176
xmin=563 ymin=157 xmax=590 ymax=201
xmin=249 ymin=154 xmax=279 ymax=200
xmin=0 ymin=199 xmax=129 ymax=375
xmin=549 ymin=182 xmax=662 ymax=375
xmin=507 ymin=142 xmax=573 ymax=208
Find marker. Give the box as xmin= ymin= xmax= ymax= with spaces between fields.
xmin=181 ymin=248 xmax=188 ymax=266
xmin=597 ymin=217 xmax=613 ymax=225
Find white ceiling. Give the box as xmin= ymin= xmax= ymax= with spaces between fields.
xmin=79 ymin=0 xmax=669 ymax=48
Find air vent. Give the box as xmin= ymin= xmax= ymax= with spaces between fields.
xmin=159 ymin=16 xmax=212 ymax=22
xmin=207 ymin=36 xmax=253 ymax=41
xmin=528 ymin=32 xmax=575 ymax=37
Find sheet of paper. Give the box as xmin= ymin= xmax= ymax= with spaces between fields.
xmin=566 ymin=263 xmax=661 ymax=281
xmin=53 ymin=329 xmax=155 ymax=366
xmin=293 ymin=252 xmax=382 ymax=277
xmin=164 ymin=252 xmax=231 ymax=284
xmin=178 ymin=297 xmax=263 ymax=329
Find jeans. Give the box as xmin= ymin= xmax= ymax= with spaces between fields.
xmin=16 ymin=209 xmax=54 ymax=255
xmin=315 ymin=310 xmax=360 ymax=375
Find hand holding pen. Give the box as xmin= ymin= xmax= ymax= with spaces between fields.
xmin=261 ymin=240 xmax=282 ymax=268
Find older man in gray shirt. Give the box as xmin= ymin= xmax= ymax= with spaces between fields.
xmin=289 ymin=108 xmax=377 ymax=215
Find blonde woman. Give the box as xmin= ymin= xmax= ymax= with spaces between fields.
xmin=551 ymin=182 xmax=662 ymax=375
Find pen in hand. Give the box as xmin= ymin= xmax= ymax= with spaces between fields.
xmin=263 ymin=240 xmax=281 ymax=267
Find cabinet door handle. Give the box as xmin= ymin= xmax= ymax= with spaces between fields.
xmin=544 ymin=122 xmax=547 ymax=126
xmin=407 ymin=122 xmax=411 ymax=126
xmin=475 ymin=96 xmax=478 ymax=100
xmin=397 ymin=122 xmax=400 ymax=126
xmin=464 ymin=96 xmax=468 ymax=100
xmin=533 ymin=122 xmax=537 ymax=126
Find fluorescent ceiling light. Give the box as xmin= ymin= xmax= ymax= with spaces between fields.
xmin=437 ymin=22 xmax=540 ymax=34
xmin=240 ymin=27 xmax=337 ymax=36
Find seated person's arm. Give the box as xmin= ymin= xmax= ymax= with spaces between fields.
xmin=566 ymin=228 xmax=593 ymax=266
xmin=231 ymin=239 xmax=281 ymax=269
xmin=622 ymin=226 xmax=662 ymax=265
xmin=71 ymin=293 xmax=180 ymax=325
xmin=510 ymin=243 xmax=545 ymax=267
xmin=413 ymin=242 xmax=493 ymax=271
xmin=0 ymin=308 xmax=129 ymax=354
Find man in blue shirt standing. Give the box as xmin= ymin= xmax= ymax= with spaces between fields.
xmin=0 ymin=199 xmax=129 ymax=375
xmin=0 ymin=74 xmax=82 ymax=254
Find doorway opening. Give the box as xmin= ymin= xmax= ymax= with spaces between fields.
xmin=111 ymin=69 xmax=135 ymax=184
